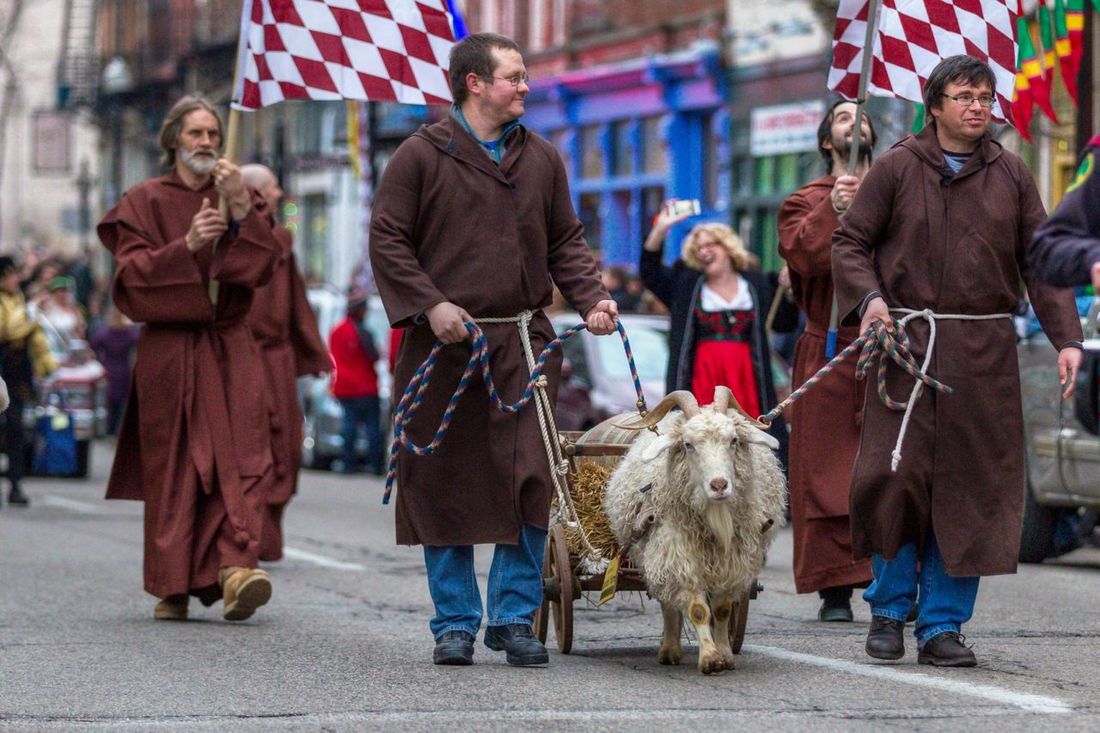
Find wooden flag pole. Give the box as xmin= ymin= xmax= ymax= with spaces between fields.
xmin=827 ymin=0 xmax=881 ymax=357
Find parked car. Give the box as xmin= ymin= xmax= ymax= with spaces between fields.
xmin=1018 ymin=297 xmax=1100 ymax=562
xmin=22 ymin=317 xmax=107 ymax=478
xmin=300 ymin=285 xmax=391 ymax=470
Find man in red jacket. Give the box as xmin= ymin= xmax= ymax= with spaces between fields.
xmin=328 ymin=289 xmax=384 ymax=475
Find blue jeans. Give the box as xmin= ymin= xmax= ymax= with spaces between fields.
xmin=423 ymin=524 xmax=547 ymax=640
xmin=863 ymin=534 xmax=980 ymax=646
xmin=338 ymin=396 xmax=383 ymax=472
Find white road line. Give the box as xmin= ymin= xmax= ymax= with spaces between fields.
xmin=282 ymin=546 xmax=365 ymax=571
xmin=39 ymin=495 xmax=102 ymax=514
xmin=744 ymin=644 xmax=1073 ymax=715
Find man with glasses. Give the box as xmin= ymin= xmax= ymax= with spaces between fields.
xmin=832 ymin=55 xmax=1082 ymax=666
xmin=370 ymin=32 xmax=616 ymax=667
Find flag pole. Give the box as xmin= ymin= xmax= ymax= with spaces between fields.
xmin=827 ymin=0 xmax=881 ymax=357
xmin=209 ymin=0 xmax=253 ymax=305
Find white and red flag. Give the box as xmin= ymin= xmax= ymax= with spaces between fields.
xmin=827 ymin=0 xmax=1020 ymax=123
xmin=234 ymin=0 xmax=461 ymax=110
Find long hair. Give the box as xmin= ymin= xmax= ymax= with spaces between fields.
xmin=158 ymin=95 xmax=223 ymax=169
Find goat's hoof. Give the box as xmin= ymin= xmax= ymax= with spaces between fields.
xmin=721 ymin=651 xmax=737 ymax=670
xmin=698 ymin=651 xmax=727 ymax=675
xmin=658 ymin=645 xmax=683 ymax=665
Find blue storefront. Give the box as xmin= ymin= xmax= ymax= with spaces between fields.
xmin=523 ymin=46 xmax=728 ymax=270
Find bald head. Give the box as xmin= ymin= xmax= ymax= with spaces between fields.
xmin=241 ymin=164 xmax=283 ymax=212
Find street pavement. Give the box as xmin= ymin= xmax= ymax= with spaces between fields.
xmin=2 ymin=441 xmax=1100 ymax=731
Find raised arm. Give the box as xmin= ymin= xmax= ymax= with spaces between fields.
xmin=778 ymin=187 xmax=840 ymax=277
xmin=831 ymin=159 xmax=897 ymax=327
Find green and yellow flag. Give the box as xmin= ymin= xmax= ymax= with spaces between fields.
xmin=1039 ymin=0 xmax=1057 ymax=86
xmin=1017 ymin=16 xmax=1059 ymax=124
xmin=1055 ymin=0 xmax=1079 ymax=104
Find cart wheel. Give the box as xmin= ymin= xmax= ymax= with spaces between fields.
xmin=730 ymin=594 xmax=750 ymax=654
xmin=533 ymin=533 xmax=552 ymax=644
xmin=548 ymin=524 xmax=574 ymax=654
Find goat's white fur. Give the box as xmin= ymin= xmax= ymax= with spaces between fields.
xmin=602 ymin=394 xmax=786 ymax=674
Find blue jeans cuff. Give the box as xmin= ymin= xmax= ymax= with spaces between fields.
xmin=434 ymin=623 xmax=478 ymax=641
xmin=487 ymin=616 xmax=532 ymax=628
xmin=870 ymin=607 xmax=909 ymax=623
xmin=916 ymin=623 xmax=960 ymax=647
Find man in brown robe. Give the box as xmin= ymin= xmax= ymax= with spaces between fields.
xmin=98 ymin=96 xmax=280 ymax=622
xmin=370 ymin=32 xmax=616 ymax=667
xmin=778 ymin=101 xmax=877 ymax=623
xmin=832 ymin=56 xmax=1083 ymax=666
xmin=242 ymin=164 xmax=330 ymax=562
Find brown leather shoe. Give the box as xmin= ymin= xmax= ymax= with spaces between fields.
xmin=865 ymin=615 xmax=905 ymax=660
xmin=219 ymin=567 xmax=272 ymax=621
xmin=918 ymin=632 xmax=976 ymax=667
xmin=154 ymin=594 xmax=189 ymax=621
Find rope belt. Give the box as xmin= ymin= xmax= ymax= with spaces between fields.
xmin=885 ymin=308 xmax=1011 ymax=471
xmin=385 ymin=311 xmax=648 ymax=562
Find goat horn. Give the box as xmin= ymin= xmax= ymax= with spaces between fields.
xmin=614 ymin=390 xmax=701 ymax=430
xmin=713 ymin=385 xmax=771 ymax=431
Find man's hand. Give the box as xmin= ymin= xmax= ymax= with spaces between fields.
xmin=1091 ymin=260 xmax=1100 ymax=294
xmin=859 ymin=295 xmax=893 ymax=336
xmin=426 ymin=301 xmax=472 ymax=344
xmin=214 ymin=159 xmax=251 ymax=221
xmin=1058 ymin=346 xmax=1083 ymax=400
xmin=185 ymin=198 xmax=228 ymax=252
xmin=830 ymin=174 xmax=861 ymax=214
xmin=585 ymin=299 xmax=619 ymax=335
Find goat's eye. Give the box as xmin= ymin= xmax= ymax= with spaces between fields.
xmin=683 ymin=441 xmax=695 ymax=452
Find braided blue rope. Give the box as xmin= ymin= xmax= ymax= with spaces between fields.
xmin=383 ymin=320 xmax=644 ymax=504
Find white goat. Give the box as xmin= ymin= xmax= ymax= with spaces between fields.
xmin=602 ymin=386 xmax=786 ymax=674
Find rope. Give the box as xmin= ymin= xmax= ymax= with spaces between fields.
xmin=383 ymin=314 xmax=648 ymax=560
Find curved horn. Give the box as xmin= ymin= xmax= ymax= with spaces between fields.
xmin=614 ymin=390 xmax=701 ymax=431
xmin=713 ymin=384 xmax=771 ymax=431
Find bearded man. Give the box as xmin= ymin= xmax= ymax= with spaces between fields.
xmin=98 ymin=96 xmax=279 ymax=622
xmin=778 ymin=101 xmax=878 ymax=623
xmin=241 ymin=164 xmax=330 ymax=562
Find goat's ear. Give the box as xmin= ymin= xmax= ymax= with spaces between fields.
xmin=640 ymin=434 xmax=676 ymax=462
xmin=741 ymin=427 xmax=779 ymax=451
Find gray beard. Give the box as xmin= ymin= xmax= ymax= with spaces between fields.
xmin=180 ymin=148 xmax=217 ymax=175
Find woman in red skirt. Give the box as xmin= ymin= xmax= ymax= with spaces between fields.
xmin=640 ymin=203 xmax=798 ymax=466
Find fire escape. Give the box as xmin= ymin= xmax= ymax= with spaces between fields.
xmin=56 ymin=0 xmax=98 ymax=108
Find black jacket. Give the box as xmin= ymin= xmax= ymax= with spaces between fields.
xmin=1030 ymin=135 xmax=1100 ymax=287
xmin=640 ymin=248 xmax=799 ymax=466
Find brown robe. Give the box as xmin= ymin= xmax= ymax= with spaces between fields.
xmin=369 ymin=116 xmax=608 ymax=546
xmin=778 ymin=175 xmax=872 ymax=593
xmin=832 ymin=124 xmax=1082 ymax=577
xmin=247 ymin=226 xmax=330 ymax=561
xmin=98 ymin=173 xmax=279 ymax=603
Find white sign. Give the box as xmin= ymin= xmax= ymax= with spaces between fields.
xmin=750 ymin=100 xmax=826 ymax=157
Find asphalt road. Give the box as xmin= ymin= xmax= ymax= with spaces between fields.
xmin=2 ymin=442 xmax=1100 ymax=731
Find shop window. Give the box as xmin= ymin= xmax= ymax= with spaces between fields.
xmin=551 ymin=129 xmax=572 ymax=175
xmin=578 ymin=193 xmax=603 ymax=253
xmin=581 ymin=125 xmax=605 ymax=179
xmin=754 ymin=156 xmax=776 ymax=195
xmin=703 ymin=120 xmax=720 ymax=206
xmin=642 ymin=186 xmax=665 ymax=231
xmin=734 ymin=156 xmax=753 ymax=196
xmin=776 ymin=154 xmax=799 ymax=194
xmin=641 ymin=116 xmax=667 ymax=174
xmin=758 ymin=209 xmax=780 ymax=273
xmin=611 ymin=121 xmax=634 ymax=177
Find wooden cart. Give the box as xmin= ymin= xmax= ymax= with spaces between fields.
xmin=533 ymin=426 xmax=761 ymax=655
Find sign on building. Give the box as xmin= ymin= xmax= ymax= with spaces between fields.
xmin=750 ymin=100 xmax=826 ymax=157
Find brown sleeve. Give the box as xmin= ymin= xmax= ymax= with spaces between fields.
xmin=831 ymin=159 xmax=897 ymax=326
xmin=1015 ymin=160 xmax=1084 ymax=348
xmin=209 ymin=193 xmax=279 ymax=289
xmin=778 ymin=187 xmax=840 ymax=277
xmin=287 ymin=252 xmax=331 ymax=376
xmin=544 ymin=146 xmax=610 ymax=316
xmin=369 ymin=139 xmax=448 ymax=328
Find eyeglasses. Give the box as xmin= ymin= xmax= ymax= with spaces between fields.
xmin=490 ymin=73 xmax=530 ymax=87
xmin=942 ymin=93 xmax=995 ymax=109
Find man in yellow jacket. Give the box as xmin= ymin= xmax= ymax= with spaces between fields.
xmin=0 ymin=255 xmax=58 ymax=506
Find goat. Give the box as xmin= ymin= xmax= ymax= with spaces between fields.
xmin=602 ymin=386 xmax=786 ymax=674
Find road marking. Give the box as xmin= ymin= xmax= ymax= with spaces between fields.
xmin=39 ymin=495 xmax=102 ymax=514
xmin=744 ymin=644 xmax=1073 ymax=714
xmin=282 ymin=546 xmax=365 ymax=571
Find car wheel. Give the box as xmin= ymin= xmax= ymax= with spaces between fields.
xmin=1019 ymin=476 xmax=1058 ymax=563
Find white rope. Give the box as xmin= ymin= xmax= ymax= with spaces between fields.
xmin=475 ymin=311 xmax=602 ymax=561
xmin=887 ymin=308 xmax=1011 ymax=472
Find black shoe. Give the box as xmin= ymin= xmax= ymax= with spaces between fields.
xmin=818 ymin=599 xmax=854 ymax=622
xmin=7 ymin=486 xmax=29 ymax=506
xmin=484 ymin=623 xmax=549 ymax=666
xmin=433 ymin=630 xmax=475 ymax=665
xmin=918 ymin=632 xmax=976 ymax=667
xmin=865 ymin=615 xmax=905 ymax=660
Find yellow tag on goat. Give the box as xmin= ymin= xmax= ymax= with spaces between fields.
xmin=598 ymin=555 xmax=620 ymax=606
